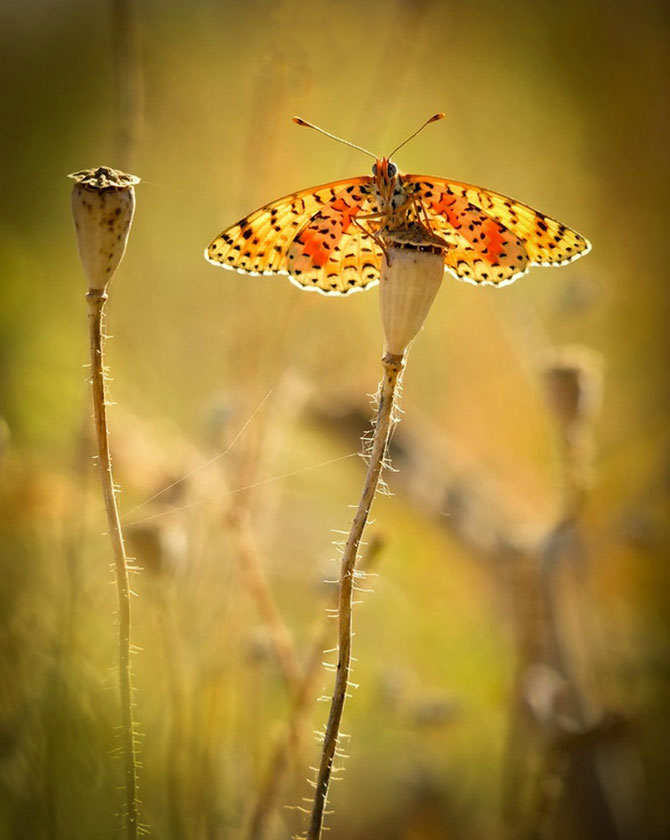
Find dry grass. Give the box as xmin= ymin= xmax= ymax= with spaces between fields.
xmin=0 ymin=1 xmax=668 ymax=839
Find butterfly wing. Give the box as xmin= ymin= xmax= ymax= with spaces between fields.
xmin=405 ymin=176 xmax=591 ymax=286
xmin=206 ymin=177 xmax=383 ymax=295
xmin=300 ymin=226 xmax=384 ymax=293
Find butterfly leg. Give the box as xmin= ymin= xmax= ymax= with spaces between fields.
xmin=409 ymin=195 xmax=453 ymax=250
xmin=356 ymin=204 xmax=418 ymax=265
xmin=351 ymin=216 xmax=393 ymax=265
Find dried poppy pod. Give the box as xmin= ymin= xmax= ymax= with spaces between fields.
xmin=542 ymin=345 xmax=603 ymax=515
xmin=69 ymin=165 xmax=139 ymax=291
xmin=541 ymin=346 xmax=603 ymax=434
xmin=379 ymin=223 xmax=446 ymax=357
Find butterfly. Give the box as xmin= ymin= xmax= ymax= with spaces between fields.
xmin=206 ymin=115 xmax=591 ymax=295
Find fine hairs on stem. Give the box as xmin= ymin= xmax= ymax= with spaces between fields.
xmin=248 ymin=534 xmax=385 ymax=840
xmin=70 ymin=166 xmax=142 ymax=839
xmin=87 ymin=290 xmax=140 ymax=838
xmin=306 ymin=238 xmax=445 ymax=839
xmin=306 ymin=352 xmax=404 ymax=839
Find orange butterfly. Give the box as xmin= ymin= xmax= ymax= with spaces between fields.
xmin=206 ymin=115 xmax=591 ymax=295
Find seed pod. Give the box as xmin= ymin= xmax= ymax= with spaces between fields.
xmin=379 ymin=229 xmax=445 ymax=357
xmin=541 ymin=346 xmax=603 ymax=433
xmin=69 ymin=166 xmax=140 ymax=291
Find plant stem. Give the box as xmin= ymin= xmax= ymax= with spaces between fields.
xmin=248 ymin=535 xmax=385 ymax=840
xmin=249 ymin=627 xmax=324 ymax=840
xmin=306 ymin=351 xmax=404 ymax=840
xmin=229 ymin=507 xmax=303 ymax=697
xmin=87 ymin=288 xmax=139 ymax=840
xmin=111 ymin=0 xmax=143 ymax=170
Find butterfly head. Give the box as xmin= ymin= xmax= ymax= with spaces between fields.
xmin=372 ymin=158 xmax=400 ymax=200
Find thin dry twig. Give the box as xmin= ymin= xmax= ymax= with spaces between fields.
xmin=228 ymin=506 xmax=303 ymax=697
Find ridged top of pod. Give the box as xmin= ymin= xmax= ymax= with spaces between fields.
xmin=69 ymin=166 xmax=140 ymax=191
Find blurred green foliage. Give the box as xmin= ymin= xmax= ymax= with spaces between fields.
xmin=0 ymin=1 xmax=667 ymax=838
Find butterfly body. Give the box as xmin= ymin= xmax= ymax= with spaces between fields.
xmin=206 ymin=152 xmax=590 ymax=294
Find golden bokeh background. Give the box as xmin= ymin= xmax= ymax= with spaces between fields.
xmin=0 ymin=1 xmax=667 ymax=838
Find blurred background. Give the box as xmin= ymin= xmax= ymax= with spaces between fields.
xmin=0 ymin=1 xmax=668 ymax=838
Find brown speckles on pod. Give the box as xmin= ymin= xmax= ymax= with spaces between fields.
xmin=69 ymin=165 xmax=140 ymax=291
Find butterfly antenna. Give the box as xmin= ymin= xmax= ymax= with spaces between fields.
xmin=387 ymin=113 xmax=445 ymax=159
xmin=293 ymin=117 xmax=378 ymax=160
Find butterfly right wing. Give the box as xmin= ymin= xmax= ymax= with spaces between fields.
xmin=404 ymin=175 xmax=590 ymax=286
xmin=206 ymin=176 xmax=381 ymax=294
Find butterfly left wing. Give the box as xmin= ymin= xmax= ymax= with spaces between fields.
xmin=405 ymin=176 xmax=591 ymax=286
xmin=206 ymin=177 xmax=383 ymax=295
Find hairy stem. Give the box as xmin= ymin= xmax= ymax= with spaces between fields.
xmin=249 ymin=536 xmax=385 ymax=840
xmin=307 ymin=352 xmax=404 ymax=840
xmin=87 ymin=289 xmax=139 ymax=840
